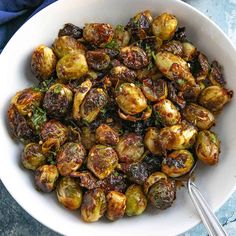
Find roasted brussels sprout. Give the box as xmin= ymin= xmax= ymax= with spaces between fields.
xmin=31 ymin=45 xmax=57 ymax=80
xmin=58 ymin=23 xmax=83 ymax=39
xmin=183 ymin=103 xmax=215 ymax=130
xmin=143 ymin=171 xmax=167 ymax=195
xmin=113 ymin=24 xmax=131 ymax=47
xmin=43 ymin=83 xmax=73 ymax=118
xmin=87 ymin=145 xmax=118 ymax=179
xmin=8 ymin=104 xmax=35 ymax=141
xmin=52 ymin=36 xmax=86 ymax=58
xmin=162 ymin=150 xmax=194 ymax=177
xmin=80 ymin=88 xmax=108 ymax=123
xmin=56 ymin=52 xmax=88 ymax=80
xmin=167 ymin=82 xmax=186 ymax=109
xmin=152 ymin=13 xmax=178 ymax=40
xmin=182 ymin=41 xmax=197 ymax=61
xmin=119 ymin=162 xmax=149 ymax=185
xmin=141 ymin=78 xmax=168 ymax=102
xmin=40 ymin=120 xmax=68 ymax=145
xmin=86 ymin=50 xmax=110 ymax=71
xmin=95 ymin=124 xmax=119 ymax=146
xmin=81 ymin=188 xmax=106 ymax=222
xmin=144 ymin=127 xmax=162 ymax=155
xmin=161 ymin=40 xmax=183 ymax=57
xmin=153 ymin=99 xmax=181 ymax=126
xmin=143 ymin=154 xmax=163 ymax=174
xmin=198 ymin=86 xmax=233 ymax=113
xmin=106 ymin=191 xmax=126 ymax=221
xmin=21 ymin=143 xmax=46 ymax=170
xmin=72 ymin=79 xmax=92 ymax=120
xmin=148 ymin=178 xmax=176 ymax=210
xmin=70 ymin=171 xmax=98 ymax=190
xmin=208 ymin=61 xmax=226 ymax=86
xmin=125 ymin=184 xmax=147 ymax=216
xmin=158 ymin=121 xmax=197 ymax=151
xmin=195 ymin=130 xmax=220 ymax=165
xmin=80 ymin=126 xmax=96 ymax=150
xmin=116 ymin=83 xmax=147 ymax=115
xmin=111 ymin=66 xmax=136 ymax=83
xmin=83 ymin=23 xmax=114 ymax=47
xmin=11 ymin=88 xmax=43 ymax=116
xmin=35 ymin=164 xmax=59 ymax=192
xmin=126 ymin=10 xmax=153 ymax=40
xmin=56 ymin=176 xmax=83 ymax=210
xmin=56 ymin=142 xmax=86 ymax=176
xmin=116 ymin=133 xmax=144 ymax=163
xmin=120 ymin=46 xmax=149 ymax=70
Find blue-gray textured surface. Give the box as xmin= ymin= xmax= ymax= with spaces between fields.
xmin=0 ymin=0 xmax=236 ymax=235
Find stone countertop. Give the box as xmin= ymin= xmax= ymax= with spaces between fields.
xmin=1 ymin=0 xmax=236 ymax=235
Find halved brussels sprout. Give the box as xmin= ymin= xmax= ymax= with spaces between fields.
xmin=58 ymin=23 xmax=83 ymax=39
xmin=43 ymin=83 xmax=73 ymax=118
xmin=183 ymin=103 xmax=215 ymax=130
xmin=193 ymin=53 xmax=210 ymax=82
xmin=80 ymin=126 xmax=96 ymax=150
xmin=70 ymin=171 xmax=98 ymax=190
xmin=116 ymin=133 xmax=144 ymax=163
xmin=40 ymin=120 xmax=68 ymax=145
xmin=56 ymin=176 xmax=83 ymax=210
xmin=195 ymin=130 xmax=220 ymax=165
xmin=80 ymin=88 xmax=108 ymax=123
xmin=31 ymin=45 xmax=57 ymax=80
xmin=8 ymin=104 xmax=35 ymax=141
xmin=161 ymin=40 xmax=183 ymax=57
xmin=111 ymin=66 xmax=136 ymax=83
xmin=11 ymin=88 xmax=43 ymax=116
xmin=144 ymin=127 xmax=162 ymax=155
xmin=198 ymin=86 xmax=233 ymax=113
xmin=153 ymin=99 xmax=181 ymax=126
xmin=81 ymin=188 xmax=106 ymax=222
xmin=87 ymin=145 xmax=118 ymax=180
xmin=56 ymin=52 xmax=88 ymax=80
xmin=21 ymin=143 xmax=46 ymax=170
xmin=120 ymin=46 xmax=149 ymax=70
xmin=114 ymin=24 xmax=131 ymax=47
xmin=83 ymin=23 xmax=114 ymax=47
xmin=126 ymin=10 xmax=153 ymax=40
xmin=141 ymin=78 xmax=168 ymax=102
xmin=162 ymin=150 xmax=195 ymax=177
xmin=72 ymin=79 xmax=92 ymax=120
xmin=116 ymin=83 xmax=147 ymax=115
xmin=155 ymin=51 xmax=195 ymax=87
xmin=106 ymin=191 xmax=126 ymax=221
xmin=119 ymin=162 xmax=149 ymax=185
xmin=35 ymin=164 xmax=59 ymax=192
xmin=86 ymin=50 xmax=110 ymax=71
xmin=95 ymin=124 xmax=119 ymax=146
xmin=158 ymin=121 xmax=197 ymax=151
xmin=208 ymin=61 xmax=226 ymax=86
xmin=56 ymin=142 xmax=86 ymax=176
xmin=143 ymin=171 xmax=167 ymax=195
xmin=152 ymin=13 xmax=178 ymax=40
xmin=52 ymin=36 xmax=86 ymax=58
xmin=182 ymin=41 xmax=197 ymax=61
xmin=148 ymin=178 xmax=176 ymax=210
xmin=125 ymin=184 xmax=147 ymax=216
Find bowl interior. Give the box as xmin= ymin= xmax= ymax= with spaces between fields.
xmin=0 ymin=0 xmax=236 ymax=235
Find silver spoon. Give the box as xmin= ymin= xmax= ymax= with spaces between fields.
xmin=179 ymin=162 xmax=228 ymax=236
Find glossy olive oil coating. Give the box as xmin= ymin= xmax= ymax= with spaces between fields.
xmin=7 ymin=10 xmax=233 ymax=223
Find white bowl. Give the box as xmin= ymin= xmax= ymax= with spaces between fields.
xmin=0 ymin=0 xmax=236 ymax=235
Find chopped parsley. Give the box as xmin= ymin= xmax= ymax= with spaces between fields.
xmin=104 ymin=39 xmax=120 ymax=51
xmin=33 ymin=77 xmax=56 ymax=93
xmin=31 ymin=107 xmax=47 ymax=132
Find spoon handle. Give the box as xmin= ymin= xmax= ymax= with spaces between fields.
xmin=188 ymin=179 xmax=228 ymax=236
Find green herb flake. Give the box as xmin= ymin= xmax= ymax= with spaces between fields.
xmin=151 ymin=51 xmax=157 ymax=61
xmin=116 ymin=24 xmax=125 ymax=32
xmin=53 ymin=85 xmax=62 ymax=94
xmin=154 ymin=110 xmax=162 ymax=126
xmin=104 ymin=39 xmax=120 ymax=50
xmin=31 ymin=107 xmax=47 ymax=132
xmin=177 ymin=79 xmax=185 ymax=86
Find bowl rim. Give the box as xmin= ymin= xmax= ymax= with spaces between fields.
xmin=0 ymin=0 xmax=236 ymax=235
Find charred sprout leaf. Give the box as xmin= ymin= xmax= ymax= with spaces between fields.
xmin=31 ymin=107 xmax=47 ymax=132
